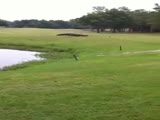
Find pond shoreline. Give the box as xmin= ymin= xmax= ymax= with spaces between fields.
xmin=0 ymin=49 xmax=44 ymax=70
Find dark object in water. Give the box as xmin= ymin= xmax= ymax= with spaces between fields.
xmin=57 ymin=33 xmax=88 ymax=37
xmin=73 ymin=54 xmax=78 ymax=61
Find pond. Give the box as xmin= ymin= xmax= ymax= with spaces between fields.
xmin=0 ymin=49 xmax=44 ymax=69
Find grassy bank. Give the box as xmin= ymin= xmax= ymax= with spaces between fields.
xmin=0 ymin=28 xmax=160 ymax=120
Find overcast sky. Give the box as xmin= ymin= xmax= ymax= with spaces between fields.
xmin=0 ymin=0 xmax=160 ymax=21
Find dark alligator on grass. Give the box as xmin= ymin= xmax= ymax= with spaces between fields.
xmin=57 ymin=33 xmax=88 ymax=37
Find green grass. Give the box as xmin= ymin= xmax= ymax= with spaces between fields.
xmin=0 ymin=28 xmax=160 ymax=120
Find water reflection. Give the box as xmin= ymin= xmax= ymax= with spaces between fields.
xmin=0 ymin=49 xmax=43 ymax=69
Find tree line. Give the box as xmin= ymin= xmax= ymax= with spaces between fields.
xmin=0 ymin=3 xmax=160 ymax=33
xmin=0 ymin=19 xmax=87 ymax=29
xmin=77 ymin=4 xmax=160 ymax=33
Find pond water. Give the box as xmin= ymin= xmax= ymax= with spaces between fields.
xmin=0 ymin=49 xmax=44 ymax=69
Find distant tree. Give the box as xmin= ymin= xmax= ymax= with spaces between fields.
xmin=78 ymin=12 xmax=107 ymax=33
xmin=130 ymin=9 xmax=151 ymax=32
xmin=93 ymin=6 xmax=107 ymax=13
xmin=118 ymin=6 xmax=130 ymax=13
xmin=151 ymin=3 xmax=160 ymax=31
xmin=153 ymin=3 xmax=160 ymax=12
xmin=69 ymin=19 xmax=89 ymax=29
xmin=78 ymin=8 xmax=132 ymax=33
xmin=0 ymin=19 xmax=9 ymax=27
xmin=10 ymin=19 xmax=82 ymax=29
xmin=107 ymin=8 xmax=132 ymax=32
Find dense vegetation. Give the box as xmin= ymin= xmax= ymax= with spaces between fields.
xmin=78 ymin=4 xmax=160 ymax=32
xmin=0 ymin=28 xmax=160 ymax=120
xmin=0 ymin=19 xmax=86 ymax=29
